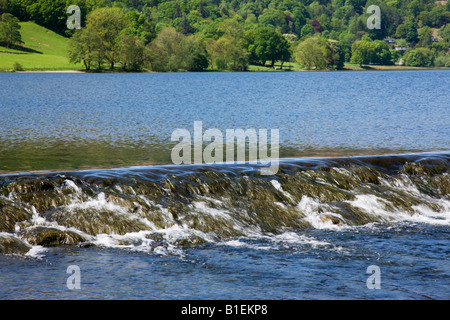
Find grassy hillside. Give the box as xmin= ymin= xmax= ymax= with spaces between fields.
xmin=0 ymin=22 xmax=82 ymax=71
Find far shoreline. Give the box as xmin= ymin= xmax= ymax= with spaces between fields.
xmin=1 ymin=63 xmax=449 ymax=73
xmin=2 ymin=67 xmax=449 ymax=73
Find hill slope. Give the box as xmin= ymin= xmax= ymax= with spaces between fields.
xmin=0 ymin=22 xmax=82 ymax=71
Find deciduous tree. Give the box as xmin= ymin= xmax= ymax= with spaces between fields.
xmin=351 ymin=39 xmax=375 ymax=66
xmin=294 ymin=36 xmax=330 ymax=69
xmin=244 ymin=27 xmax=291 ymax=67
xmin=86 ymin=7 xmax=129 ymax=69
xmin=0 ymin=13 xmax=22 ymax=48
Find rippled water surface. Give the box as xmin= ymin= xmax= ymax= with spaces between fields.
xmin=0 ymin=71 xmax=449 ymax=300
xmin=1 ymin=222 xmax=449 ymax=300
xmin=0 ymin=71 xmax=449 ymax=172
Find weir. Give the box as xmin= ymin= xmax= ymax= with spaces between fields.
xmin=0 ymin=152 xmax=449 ymax=256
xmin=171 ymin=121 xmax=279 ymax=175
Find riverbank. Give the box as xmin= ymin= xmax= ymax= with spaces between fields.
xmin=2 ymin=64 xmax=448 ymax=73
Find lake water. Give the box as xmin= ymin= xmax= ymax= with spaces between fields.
xmin=0 ymin=70 xmax=449 ymax=172
xmin=0 ymin=70 xmax=449 ymax=301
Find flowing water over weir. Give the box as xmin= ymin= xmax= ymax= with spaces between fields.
xmin=0 ymin=153 xmax=449 ymax=257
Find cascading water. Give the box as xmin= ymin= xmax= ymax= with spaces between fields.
xmin=1 ymin=153 xmax=448 ymax=258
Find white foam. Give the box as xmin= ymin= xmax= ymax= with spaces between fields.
xmin=220 ymin=239 xmax=272 ymax=250
xmin=63 ymin=179 xmax=81 ymax=193
xmin=379 ymin=174 xmax=422 ymax=196
xmin=25 ymin=245 xmax=47 ymax=259
xmin=270 ymin=231 xmax=331 ymax=247
xmin=30 ymin=206 xmax=47 ymax=225
xmin=65 ymin=192 xmax=121 ymax=211
xmin=271 ymin=180 xmax=294 ymax=202
xmin=192 ymin=201 xmax=231 ymax=220
xmin=346 ymin=194 xmax=393 ymax=220
xmin=190 ymin=201 xmax=259 ymax=236
xmin=346 ymin=194 xmax=450 ymax=226
xmin=92 ymin=225 xmax=214 ymax=257
xmin=64 ymin=192 xmax=156 ymax=229
xmin=296 ymin=196 xmax=344 ymax=229
xmin=409 ymin=200 xmax=450 ymax=225
xmin=220 ymin=231 xmax=341 ymax=252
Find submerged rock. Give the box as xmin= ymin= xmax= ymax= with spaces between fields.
xmin=0 ymin=234 xmax=31 ymax=255
xmin=0 ymin=198 xmax=32 ymax=233
xmin=18 ymin=226 xmax=87 ymax=247
xmin=44 ymin=207 xmax=152 ymax=236
xmin=320 ymin=214 xmax=343 ymax=226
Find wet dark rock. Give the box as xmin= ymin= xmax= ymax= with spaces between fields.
xmin=0 ymin=198 xmax=32 ymax=232
xmin=320 ymin=214 xmax=343 ymax=225
xmin=44 ymin=207 xmax=151 ymax=236
xmin=0 ymin=234 xmax=31 ymax=254
xmin=18 ymin=226 xmax=87 ymax=247
xmin=172 ymin=235 xmax=207 ymax=247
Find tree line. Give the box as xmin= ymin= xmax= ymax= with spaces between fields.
xmin=1 ymin=0 xmax=449 ymax=69
xmin=63 ymin=7 xmax=290 ymax=71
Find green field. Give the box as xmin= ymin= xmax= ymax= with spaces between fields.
xmin=0 ymin=22 xmax=82 ymax=71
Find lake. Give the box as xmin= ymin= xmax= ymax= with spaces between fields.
xmin=0 ymin=70 xmax=449 ymax=172
xmin=0 ymin=70 xmax=449 ymax=301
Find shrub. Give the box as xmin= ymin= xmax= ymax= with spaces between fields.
xmin=404 ymin=47 xmax=434 ymax=67
xmin=13 ymin=62 xmax=24 ymax=71
xmin=434 ymin=55 xmax=450 ymax=67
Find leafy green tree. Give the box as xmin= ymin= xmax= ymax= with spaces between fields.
xmin=390 ymin=48 xmax=402 ymax=64
xmin=147 ymin=27 xmax=187 ymax=72
xmin=434 ymin=54 xmax=450 ymax=67
xmin=125 ymin=10 xmax=155 ymax=44
xmin=404 ymin=47 xmax=434 ymax=66
xmin=351 ymin=39 xmax=375 ymax=66
xmin=244 ymin=27 xmax=291 ymax=67
xmin=364 ymin=0 xmax=398 ymax=40
xmin=217 ymin=18 xmax=245 ymax=41
xmin=438 ymin=24 xmax=450 ymax=43
xmin=206 ymin=35 xmax=248 ymax=71
xmin=116 ymin=31 xmax=147 ymax=71
xmin=417 ymin=26 xmax=433 ymax=48
xmin=68 ymin=7 xmax=131 ymax=70
xmin=395 ymin=23 xmax=407 ymax=39
xmin=4 ymin=0 xmax=27 ymax=21
xmin=291 ymin=5 xmax=309 ymax=36
xmin=432 ymin=41 xmax=450 ymax=55
xmin=0 ymin=0 xmax=7 ymax=15
xmin=258 ymin=8 xmax=287 ymax=33
xmin=184 ymin=35 xmax=209 ymax=71
xmin=178 ymin=14 xmax=194 ymax=35
xmin=86 ymin=7 xmax=130 ymax=69
xmin=407 ymin=0 xmax=422 ymax=19
xmin=371 ymin=40 xmax=392 ymax=65
xmin=294 ymin=36 xmax=331 ymax=69
xmin=338 ymin=31 xmax=356 ymax=62
xmin=0 ymin=12 xmax=22 ymax=48
xmin=428 ymin=5 xmax=447 ymax=28
xmin=405 ymin=21 xmax=419 ymax=44
xmin=68 ymin=27 xmax=101 ymax=70
xmin=146 ymin=27 xmax=209 ymax=72
xmin=300 ymin=24 xmax=314 ymax=38
xmin=204 ymin=18 xmax=248 ymax=71
xmin=345 ymin=0 xmax=365 ymax=14
xmin=328 ymin=39 xmax=345 ymax=69
xmin=25 ymin=0 xmax=68 ymax=34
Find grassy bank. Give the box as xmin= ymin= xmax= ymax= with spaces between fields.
xmin=0 ymin=22 xmax=82 ymax=72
